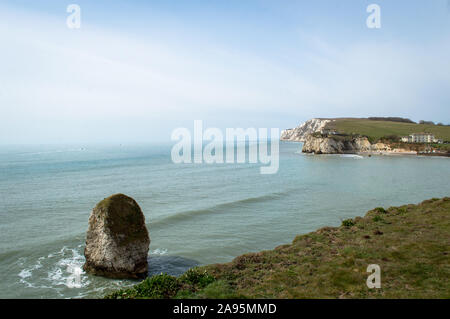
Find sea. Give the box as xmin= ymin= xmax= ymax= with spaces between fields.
xmin=0 ymin=142 xmax=449 ymax=298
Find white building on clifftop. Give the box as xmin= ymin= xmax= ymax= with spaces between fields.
xmin=401 ymin=133 xmax=442 ymax=143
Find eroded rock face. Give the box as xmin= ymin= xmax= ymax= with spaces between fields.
xmin=281 ymin=119 xmax=333 ymax=142
xmin=301 ymin=135 xmax=394 ymax=154
xmin=83 ymin=194 xmax=150 ymax=279
xmin=302 ymin=135 xmax=372 ymax=154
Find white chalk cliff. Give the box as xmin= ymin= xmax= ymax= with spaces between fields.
xmin=302 ymin=135 xmax=392 ymax=154
xmin=280 ymin=118 xmax=332 ymax=142
xmin=281 ymin=118 xmax=401 ymax=154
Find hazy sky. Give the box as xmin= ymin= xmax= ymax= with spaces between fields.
xmin=1 ymin=0 xmax=450 ymax=144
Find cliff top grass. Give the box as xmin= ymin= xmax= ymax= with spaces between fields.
xmin=325 ymin=118 xmax=450 ymax=143
xmin=106 ymin=197 xmax=450 ymax=299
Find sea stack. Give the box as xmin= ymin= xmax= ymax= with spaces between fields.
xmin=83 ymin=194 xmax=150 ymax=279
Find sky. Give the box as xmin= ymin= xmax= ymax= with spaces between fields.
xmin=1 ymin=0 xmax=450 ymax=144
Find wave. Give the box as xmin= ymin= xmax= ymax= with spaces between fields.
xmin=152 ymin=192 xmax=287 ymax=227
xmin=14 ymin=244 xmax=196 ymax=297
xmin=150 ymin=248 xmax=168 ymax=256
xmin=17 ymin=245 xmax=90 ymax=293
xmin=9 ymin=149 xmax=86 ymax=157
xmin=340 ymin=154 xmax=364 ymax=159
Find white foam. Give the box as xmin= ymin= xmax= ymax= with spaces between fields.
xmin=151 ymin=248 xmax=168 ymax=255
xmin=341 ymin=154 xmax=364 ymax=159
xmin=18 ymin=269 xmax=32 ymax=279
xmin=66 ymin=266 xmax=84 ymax=288
xmin=52 ymin=247 xmax=88 ymax=288
xmin=19 ymin=245 xmax=90 ymax=292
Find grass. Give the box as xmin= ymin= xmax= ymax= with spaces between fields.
xmin=105 ymin=268 xmax=230 ymax=299
xmin=430 ymin=143 xmax=450 ymax=151
xmin=325 ymin=118 xmax=450 ymax=143
xmin=106 ymin=197 xmax=450 ymax=299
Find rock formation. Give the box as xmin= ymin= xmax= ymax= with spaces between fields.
xmin=83 ymin=194 xmax=150 ymax=279
xmin=283 ymin=118 xmax=419 ymax=154
xmin=281 ymin=118 xmax=333 ymax=142
xmin=302 ymin=135 xmax=392 ymax=154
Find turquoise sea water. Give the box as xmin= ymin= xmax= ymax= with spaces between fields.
xmin=0 ymin=142 xmax=449 ymax=298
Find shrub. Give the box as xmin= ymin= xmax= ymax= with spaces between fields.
xmin=374 ymin=207 xmax=387 ymax=214
xmin=342 ymin=219 xmax=355 ymax=227
xmin=105 ymin=288 xmax=137 ymax=299
xmin=179 ymin=268 xmax=215 ymax=288
xmin=368 ymin=117 xmax=415 ymax=124
xmin=419 ymin=120 xmax=435 ymax=125
xmin=378 ymin=135 xmax=400 ymax=142
xmin=373 ymin=215 xmax=384 ymax=222
xmin=105 ymin=269 xmax=217 ymax=299
xmin=133 ymin=273 xmax=180 ymax=299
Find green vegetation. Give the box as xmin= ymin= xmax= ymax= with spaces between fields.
xmin=179 ymin=268 xmax=216 ymax=288
xmin=105 ymin=268 xmax=221 ymax=299
xmin=107 ymin=197 xmax=450 ymax=299
xmin=372 ymin=215 xmax=384 ymax=223
xmin=341 ymin=219 xmax=356 ymax=227
xmin=95 ymin=193 xmax=147 ymax=247
xmin=325 ymin=118 xmax=450 ymax=143
xmin=430 ymin=143 xmax=450 ymax=152
xmin=368 ymin=117 xmax=415 ymax=124
xmin=374 ymin=207 xmax=387 ymax=214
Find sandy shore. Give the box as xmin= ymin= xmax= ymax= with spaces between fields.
xmin=358 ymin=150 xmax=417 ymax=156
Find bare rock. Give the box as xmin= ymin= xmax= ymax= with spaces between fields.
xmin=302 ymin=135 xmax=374 ymax=154
xmin=281 ymin=118 xmax=333 ymax=142
xmin=83 ymin=194 xmax=150 ymax=278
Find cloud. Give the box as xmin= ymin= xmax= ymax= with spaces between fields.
xmin=0 ymin=4 xmax=449 ymax=143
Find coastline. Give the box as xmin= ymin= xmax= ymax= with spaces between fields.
xmin=4 ymin=142 xmax=449 ymax=299
xmin=357 ymin=150 xmax=417 ymax=156
xmin=106 ymin=197 xmax=450 ymax=299
xmin=282 ymin=118 xmax=450 ymax=156
xmin=282 ymin=139 xmax=449 ymax=157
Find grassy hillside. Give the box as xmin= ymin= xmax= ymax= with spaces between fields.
xmin=325 ymin=118 xmax=450 ymax=143
xmin=106 ymin=197 xmax=450 ymax=299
